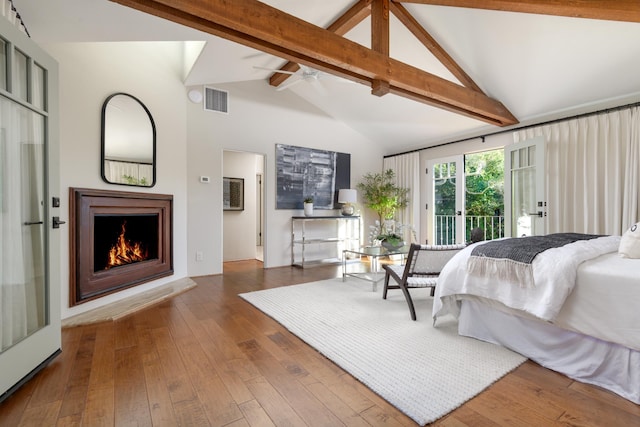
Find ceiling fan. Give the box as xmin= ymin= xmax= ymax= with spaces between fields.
xmin=254 ymin=64 xmax=348 ymax=93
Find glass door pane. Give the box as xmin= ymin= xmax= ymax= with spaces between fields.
xmin=32 ymin=63 xmax=45 ymax=110
xmin=464 ymin=149 xmax=505 ymax=241
xmin=0 ymin=98 xmax=46 ymax=354
xmin=511 ymin=147 xmax=536 ymax=236
xmin=433 ymin=159 xmax=460 ymax=244
xmin=505 ymin=137 xmax=545 ymax=237
xmin=13 ymin=49 xmax=28 ymax=102
xmin=0 ymin=38 xmax=6 ymax=91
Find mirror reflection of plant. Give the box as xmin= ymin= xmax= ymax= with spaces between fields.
xmin=122 ymin=174 xmax=148 ymax=186
xmin=357 ymin=169 xmax=409 ymax=223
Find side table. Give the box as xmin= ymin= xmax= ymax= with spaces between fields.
xmin=342 ymin=245 xmax=410 ymax=291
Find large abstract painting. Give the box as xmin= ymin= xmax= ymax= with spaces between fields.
xmin=276 ymin=144 xmax=350 ymax=209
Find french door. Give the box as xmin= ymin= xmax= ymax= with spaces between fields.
xmin=428 ymin=140 xmax=543 ymax=243
xmin=428 ymin=155 xmax=465 ymax=244
xmin=428 ymin=149 xmax=506 ymax=244
xmin=505 ymin=136 xmax=546 ymax=237
xmin=0 ymin=18 xmax=60 ymax=400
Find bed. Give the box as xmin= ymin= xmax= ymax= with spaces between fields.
xmin=432 ymin=234 xmax=640 ymax=404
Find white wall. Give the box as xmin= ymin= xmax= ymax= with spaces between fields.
xmin=40 ymin=41 xmax=385 ymax=315
xmin=43 ymin=42 xmax=189 ymax=319
xmin=223 ymin=150 xmax=262 ymax=261
xmin=187 ymin=80 xmax=383 ymax=273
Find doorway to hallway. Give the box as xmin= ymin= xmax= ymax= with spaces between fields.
xmin=222 ymin=150 xmax=266 ymax=264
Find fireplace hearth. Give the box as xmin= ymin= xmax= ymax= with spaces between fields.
xmin=70 ymin=188 xmax=173 ymax=306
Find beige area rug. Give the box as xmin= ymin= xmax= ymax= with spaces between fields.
xmin=240 ymin=277 xmax=526 ymax=426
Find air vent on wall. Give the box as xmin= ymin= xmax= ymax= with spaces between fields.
xmin=204 ymin=86 xmax=229 ymax=114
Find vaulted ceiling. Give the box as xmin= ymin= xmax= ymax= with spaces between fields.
xmin=16 ymin=0 xmax=640 ymax=154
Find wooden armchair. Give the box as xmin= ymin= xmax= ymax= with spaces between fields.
xmin=382 ymin=243 xmax=466 ymax=320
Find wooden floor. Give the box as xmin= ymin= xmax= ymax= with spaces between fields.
xmin=1 ymin=260 xmax=638 ymax=426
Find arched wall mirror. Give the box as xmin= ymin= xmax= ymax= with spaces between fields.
xmin=101 ymin=92 xmax=156 ymax=187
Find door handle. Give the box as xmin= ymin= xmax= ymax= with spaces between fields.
xmin=24 ymin=221 xmax=44 ymax=225
xmin=456 ymin=211 xmax=462 ymax=216
xmin=528 ymin=211 xmax=543 ymax=218
xmin=52 ymin=217 xmax=66 ymax=229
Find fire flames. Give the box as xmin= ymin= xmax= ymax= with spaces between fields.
xmin=106 ymin=221 xmax=148 ymax=268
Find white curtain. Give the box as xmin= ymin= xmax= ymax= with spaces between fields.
xmin=0 ymin=98 xmax=44 ymax=352
xmin=514 ymin=106 xmax=640 ymax=235
xmin=383 ymin=152 xmax=421 ymax=242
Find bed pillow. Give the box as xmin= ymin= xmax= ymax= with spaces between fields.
xmin=618 ymin=222 xmax=640 ymax=258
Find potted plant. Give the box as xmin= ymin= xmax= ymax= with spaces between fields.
xmin=358 ymin=167 xmax=408 ymax=219
xmin=368 ymin=220 xmax=416 ymax=250
xmin=357 ymin=169 xmax=410 ymax=247
xmin=303 ymin=197 xmax=314 ymax=216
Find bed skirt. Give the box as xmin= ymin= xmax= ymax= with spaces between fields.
xmin=459 ymin=299 xmax=640 ymax=404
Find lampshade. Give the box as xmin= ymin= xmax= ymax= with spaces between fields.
xmin=338 ymin=189 xmax=357 ymax=216
xmin=338 ymin=189 xmax=357 ymax=203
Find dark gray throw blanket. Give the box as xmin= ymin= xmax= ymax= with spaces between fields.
xmin=471 ymin=233 xmax=602 ymax=263
xmin=468 ymin=233 xmax=602 ymax=287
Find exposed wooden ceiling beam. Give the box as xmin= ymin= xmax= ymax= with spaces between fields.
xmin=270 ymin=0 xmax=373 ymax=88
xmin=372 ymin=0 xmax=390 ymax=56
xmin=394 ymin=0 xmax=640 ymax=23
xmin=110 ymin=0 xmax=518 ymax=126
xmin=371 ymin=0 xmax=391 ymax=96
xmin=390 ymin=2 xmax=483 ymax=92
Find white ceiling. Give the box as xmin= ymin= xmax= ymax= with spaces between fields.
xmin=15 ymin=0 xmax=640 ymax=154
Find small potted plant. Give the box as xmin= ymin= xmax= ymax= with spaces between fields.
xmin=303 ymin=197 xmax=314 ymax=216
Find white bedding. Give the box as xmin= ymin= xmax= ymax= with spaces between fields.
xmin=556 ymin=252 xmax=640 ymax=351
xmin=433 ymin=235 xmax=640 ymax=351
xmin=433 ymin=235 xmax=620 ymax=321
xmin=459 ymin=299 xmax=640 ymax=404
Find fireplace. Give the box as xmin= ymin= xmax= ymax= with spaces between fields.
xmin=70 ymin=188 xmax=173 ymax=306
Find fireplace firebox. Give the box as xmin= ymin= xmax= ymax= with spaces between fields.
xmin=70 ymin=188 xmax=173 ymax=305
xmin=93 ymin=215 xmax=159 ymax=271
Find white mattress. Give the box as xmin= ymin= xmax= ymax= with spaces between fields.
xmin=555 ymin=252 xmax=640 ymax=351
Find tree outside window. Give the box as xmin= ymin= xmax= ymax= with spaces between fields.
xmin=465 ymin=149 xmax=504 ymax=241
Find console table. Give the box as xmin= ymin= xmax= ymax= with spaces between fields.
xmin=291 ymin=215 xmax=361 ymax=268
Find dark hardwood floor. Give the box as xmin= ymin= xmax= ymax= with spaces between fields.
xmin=1 ymin=260 xmax=638 ymax=426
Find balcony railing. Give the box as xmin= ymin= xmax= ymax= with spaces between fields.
xmin=434 ymin=215 xmax=505 ymax=245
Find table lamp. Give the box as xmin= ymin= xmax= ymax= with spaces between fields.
xmin=338 ymin=189 xmax=357 ymax=216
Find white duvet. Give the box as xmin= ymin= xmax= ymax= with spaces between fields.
xmin=433 ymin=235 xmax=621 ymax=323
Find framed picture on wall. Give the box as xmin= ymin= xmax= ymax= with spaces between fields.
xmin=223 ymin=177 xmax=244 ymax=211
xmin=275 ymin=143 xmax=351 ymax=209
